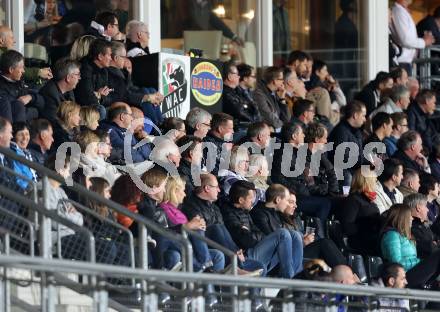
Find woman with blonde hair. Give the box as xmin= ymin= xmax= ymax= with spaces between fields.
xmin=80 ymin=106 xmax=100 ymax=131
xmin=381 ymin=203 xmax=440 ymax=289
xmin=335 ymin=168 xmax=381 ymax=255
xmin=51 ymin=100 xmax=81 ymax=152
xmin=159 ymin=176 xmax=224 ymax=273
xmin=70 ymin=35 xmax=96 ymax=61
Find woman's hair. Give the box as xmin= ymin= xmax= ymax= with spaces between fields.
xmin=162 ymin=176 xmax=186 ymax=205
xmin=111 ymin=175 xmax=142 ymax=205
xmin=75 ymin=129 xmax=100 ymax=153
xmin=57 ymin=101 xmax=80 ymax=128
xmin=70 ymin=35 xmax=96 ymax=60
xmin=383 ymin=204 xmax=413 ymax=240
xmin=350 ymin=168 xmax=377 ymax=194
xmin=80 ymin=106 xmax=100 ymax=130
xmin=12 ymin=122 xmax=29 ymax=137
xmin=89 ymin=177 xmax=111 ymax=218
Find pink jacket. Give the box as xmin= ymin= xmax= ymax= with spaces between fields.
xmin=160 ymin=202 xmax=188 ymax=226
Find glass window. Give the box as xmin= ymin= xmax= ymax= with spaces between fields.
xmin=0 ymin=0 xmax=7 ymax=26
xmin=161 ymin=0 xmax=260 ymax=67
xmin=273 ymin=0 xmax=367 ymax=98
xmin=22 ymin=0 xmax=135 ymax=65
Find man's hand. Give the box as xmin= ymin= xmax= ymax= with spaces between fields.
xmin=97 ymin=86 xmax=113 ymax=97
xmin=124 ymin=58 xmax=132 ymax=74
xmin=303 ymin=233 xmax=315 ymax=246
xmin=18 ymin=94 xmax=32 ymax=105
xmin=38 ymin=68 xmax=53 ymax=80
xmin=424 ymin=31 xmax=435 ymax=46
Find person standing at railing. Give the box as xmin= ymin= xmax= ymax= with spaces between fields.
xmin=390 ymin=0 xmax=435 ymax=76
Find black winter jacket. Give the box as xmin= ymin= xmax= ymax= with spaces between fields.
xmin=74 ymin=58 xmax=111 ymax=107
xmin=106 ymin=66 xmax=145 ymax=106
xmin=250 ymin=202 xmax=284 ymax=235
xmin=182 ymin=193 xmax=223 ymax=227
xmin=39 ymin=80 xmax=75 ymax=122
xmin=222 ymin=85 xmax=261 ymax=125
xmin=221 ymin=200 xmax=265 ymax=250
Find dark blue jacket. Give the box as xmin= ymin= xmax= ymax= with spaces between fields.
xmin=106 ymin=122 xmax=151 ymax=165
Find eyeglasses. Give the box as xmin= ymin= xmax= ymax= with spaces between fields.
xmin=111 ymin=23 xmax=119 ymax=27
xmin=202 ymin=122 xmax=211 ymax=128
xmin=230 ymin=71 xmax=239 ymax=76
xmin=207 ymin=184 xmax=220 ymax=189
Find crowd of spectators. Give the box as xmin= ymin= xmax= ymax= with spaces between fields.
xmin=2 ymin=1 xmax=440 ymax=310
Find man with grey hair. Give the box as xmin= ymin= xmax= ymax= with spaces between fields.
xmin=398 ymin=168 xmax=420 ymax=197
xmin=394 ymin=130 xmax=430 ymax=174
xmin=406 ymin=193 xmax=438 ymax=259
xmin=370 ymin=85 xmax=410 ymax=118
xmin=39 ymin=58 xmax=81 ymax=122
xmin=125 ymin=20 xmax=150 ymax=57
xmin=185 ymin=107 xmax=212 ymax=139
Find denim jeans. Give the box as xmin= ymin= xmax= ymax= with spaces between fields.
xmin=246 ymin=228 xmax=298 ymax=279
xmin=164 ymin=248 xmax=225 ymax=272
xmin=206 ymin=224 xmax=239 ymax=252
xmin=157 ymin=233 xmax=225 ymax=271
xmin=287 ymin=230 xmax=304 ymax=274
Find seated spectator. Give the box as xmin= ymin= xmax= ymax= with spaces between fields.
xmin=202 ymin=112 xmax=234 ymax=175
xmin=0 ymin=50 xmax=45 ymax=123
xmin=80 ymin=106 xmax=100 ymax=131
xmin=408 ymin=78 xmax=420 ymax=103
xmin=430 ymin=142 xmax=440 ymax=182
xmin=390 ymin=67 xmax=409 ymax=87
xmin=182 ymin=173 xmax=257 ymax=270
xmin=398 ymin=168 xmax=421 ymax=198
xmin=125 ymin=20 xmax=151 ymax=57
xmin=247 ymin=154 xmax=270 ymax=192
xmin=107 ymin=41 xmax=163 ymax=122
xmin=70 ymin=35 xmax=96 ymax=61
xmin=106 ymin=102 xmax=150 ymax=165
xmin=419 ymin=174 xmax=440 ymax=223
xmin=290 ymin=99 xmax=315 ymax=130
xmin=303 ymin=122 xmax=339 ymax=197
xmin=0 ymin=25 xmax=53 ymax=83
xmin=394 ymin=130 xmax=431 ymax=175
xmin=74 ymin=39 xmax=113 ymax=111
xmin=282 ymin=67 xmax=307 ymax=117
xmin=286 ymin=50 xmax=309 ymax=80
xmin=218 ymin=146 xmax=264 ymax=205
xmin=111 ymin=174 xmax=142 ymax=231
xmin=237 ymin=122 xmax=271 ymax=151
xmin=405 ymin=193 xmax=438 ymax=259
xmin=85 ymin=11 xmax=120 ymax=41
xmin=355 ymin=71 xmax=393 ymax=116
xmin=272 ymin=122 xmax=331 ymax=223
xmin=159 ymin=175 xmax=225 ymax=273
xmin=176 ymin=135 xmax=203 ymax=195
xmin=236 ymin=63 xmax=261 ymax=119
xmin=375 ymin=158 xmax=404 ymax=214
xmin=222 ymin=61 xmax=260 ymax=129
xmin=185 ymin=107 xmax=212 ymax=139
xmin=370 ymin=85 xmax=410 ymax=118
xmin=381 ymin=203 xmax=440 ymax=289
xmin=11 ymin=122 xmax=37 ymax=189
xmin=76 ymin=129 xmax=121 ymax=186
xmin=50 ymin=101 xmax=81 ymax=153
xmin=305 ymin=87 xmax=333 ymax=128
xmin=39 ymin=58 xmax=80 ymax=123
xmin=222 ymin=180 xmax=302 ymax=278
xmin=281 ymin=191 xmax=346 ymax=267
xmin=87 ymin=177 xmax=130 ymax=266
xmin=365 ymin=112 xmax=393 ymax=162
xmin=254 ymin=66 xmax=290 ymax=130
xmin=376 ymin=263 xmax=410 ymax=311
xmin=28 ymin=118 xmax=54 ymax=165
xmin=384 ymin=112 xmax=408 ymax=157
xmin=336 ymin=168 xmax=380 ymax=255
xmin=328 ymin=101 xmax=367 ymax=188
xmin=44 ymin=154 xmax=85 ymax=260
xmin=161 ymin=117 xmax=186 ymax=142
xmin=407 ymin=89 xmax=438 ymax=152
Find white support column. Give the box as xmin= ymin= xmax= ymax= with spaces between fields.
xmin=366 ymin=0 xmax=389 ymax=81
xmin=258 ymin=0 xmax=273 ymax=67
xmin=11 ymin=0 xmax=24 ymax=53
xmin=135 ymin=0 xmax=161 ymax=54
